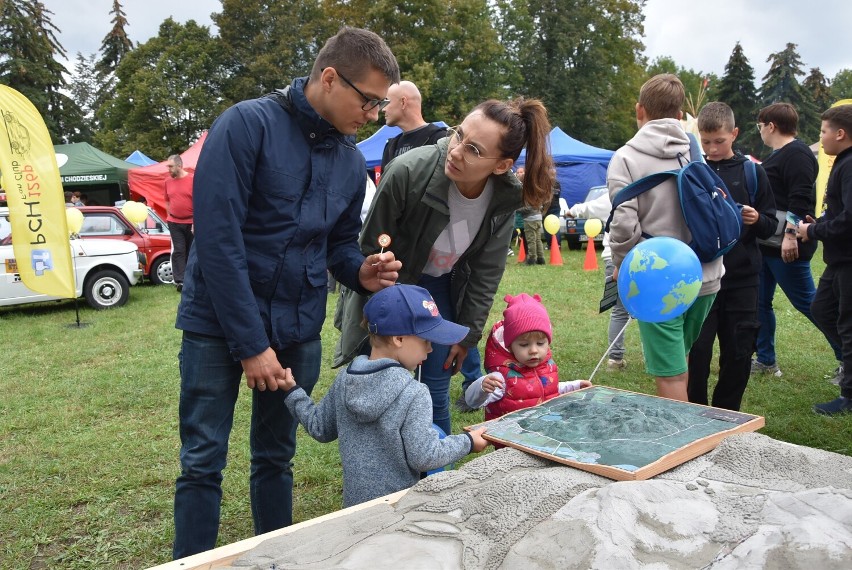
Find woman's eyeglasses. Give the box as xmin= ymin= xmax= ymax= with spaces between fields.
xmin=446 ymin=126 xmax=503 ymax=165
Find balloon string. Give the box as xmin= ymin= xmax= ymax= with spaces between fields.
xmin=588 ymin=316 xmax=632 ymax=384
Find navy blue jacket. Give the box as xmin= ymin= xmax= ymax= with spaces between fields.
xmin=176 ymin=77 xmax=367 ymax=359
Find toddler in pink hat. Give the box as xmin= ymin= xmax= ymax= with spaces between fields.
xmin=464 ymin=293 xmax=591 ymax=422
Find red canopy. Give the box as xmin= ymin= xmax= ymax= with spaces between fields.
xmin=127 ymin=131 xmax=207 ymax=218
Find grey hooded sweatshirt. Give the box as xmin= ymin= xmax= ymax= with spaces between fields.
xmin=284 ymin=355 xmax=474 ymax=507
xmin=607 ymin=118 xmax=723 ymax=297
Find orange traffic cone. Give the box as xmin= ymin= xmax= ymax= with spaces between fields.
xmin=549 ymin=234 xmax=563 ymax=266
xmin=517 ymin=233 xmax=527 ymax=263
xmin=583 ymin=238 xmax=599 ymax=271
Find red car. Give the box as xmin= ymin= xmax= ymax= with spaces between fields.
xmin=77 ymin=205 xmax=173 ymax=285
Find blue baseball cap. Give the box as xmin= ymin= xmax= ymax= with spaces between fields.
xmin=364 ymin=285 xmax=469 ymax=345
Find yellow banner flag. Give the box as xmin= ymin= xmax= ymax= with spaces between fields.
xmin=816 ymin=98 xmax=852 ymax=216
xmin=0 ymin=85 xmax=75 ymax=298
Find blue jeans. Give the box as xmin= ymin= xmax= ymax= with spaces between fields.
xmin=173 ymin=332 xmax=321 ymax=559
xmin=757 ymin=256 xmax=841 ymax=365
xmin=460 ymin=347 xmax=482 ymax=393
xmin=417 ymin=273 xmax=463 ymax=435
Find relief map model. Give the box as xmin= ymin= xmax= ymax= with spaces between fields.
xmin=469 ymin=386 xmax=763 ymax=479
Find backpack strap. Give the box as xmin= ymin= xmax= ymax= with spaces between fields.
xmin=743 ymin=159 xmax=757 ymax=205
xmin=604 ymin=170 xmax=677 ymax=234
xmin=687 ymin=132 xmax=705 ymax=164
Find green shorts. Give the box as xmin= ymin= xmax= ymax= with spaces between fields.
xmin=638 ymin=293 xmax=716 ymax=377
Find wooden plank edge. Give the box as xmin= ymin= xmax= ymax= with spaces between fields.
xmin=146 ymin=489 xmax=408 ymax=570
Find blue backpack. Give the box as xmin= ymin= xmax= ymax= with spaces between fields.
xmin=605 ymin=134 xmax=743 ymax=263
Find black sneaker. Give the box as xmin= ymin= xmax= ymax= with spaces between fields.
xmin=813 ymin=396 xmax=852 ymax=415
xmin=176 ymin=282 xmax=183 ymax=292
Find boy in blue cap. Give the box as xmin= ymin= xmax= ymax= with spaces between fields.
xmin=276 ymin=284 xmax=489 ymax=506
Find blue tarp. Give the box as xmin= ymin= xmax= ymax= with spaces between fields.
xmin=125 ymin=150 xmax=158 ymax=166
xmin=357 ymin=122 xmax=448 ymax=169
xmin=517 ymin=127 xmax=614 ymax=206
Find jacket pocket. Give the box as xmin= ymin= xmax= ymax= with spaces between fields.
xmin=255 ymin=165 xmax=307 ymax=202
xmin=246 ymin=247 xmax=282 ymax=299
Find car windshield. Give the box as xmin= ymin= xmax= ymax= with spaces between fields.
xmin=143 ymin=208 xmax=169 ymax=234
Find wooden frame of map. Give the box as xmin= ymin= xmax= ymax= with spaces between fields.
xmin=465 ymin=385 xmax=765 ymax=481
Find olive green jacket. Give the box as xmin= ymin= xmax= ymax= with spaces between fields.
xmin=333 ymin=138 xmax=523 ymax=367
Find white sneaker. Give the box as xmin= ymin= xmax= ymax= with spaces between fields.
xmin=606 ymin=358 xmax=626 ymax=371
xmin=507 ymin=248 xmax=514 ymax=256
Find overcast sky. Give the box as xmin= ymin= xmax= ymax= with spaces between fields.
xmin=44 ymin=0 xmax=852 ymax=83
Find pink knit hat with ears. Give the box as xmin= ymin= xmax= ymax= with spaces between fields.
xmin=502 ymin=293 xmax=552 ymax=347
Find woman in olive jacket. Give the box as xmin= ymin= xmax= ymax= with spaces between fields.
xmin=335 ymin=98 xmax=554 ymax=434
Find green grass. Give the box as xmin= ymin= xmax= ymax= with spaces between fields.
xmin=1 ymin=245 xmax=849 ymax=568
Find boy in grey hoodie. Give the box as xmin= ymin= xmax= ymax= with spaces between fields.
xmin=276 ymin=284 xmax=488 ymax=507
xmin=607 ymin=74 xmax=723 ymax=403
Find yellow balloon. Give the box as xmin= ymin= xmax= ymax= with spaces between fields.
xmin=65 ymin=207 xmax=84 ymax=234
xmin=543 ymin=214 xmax=560 ymax=235
xmin=122 ymin=201 xmax=149 ymax=225
xmin=584 ymin=218 xmax=603 ymax=239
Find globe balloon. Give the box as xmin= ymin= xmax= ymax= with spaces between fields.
xmin=65 ymin=207 xmax=83 ymax=234
xmin=584 ymin=218 xmax=602 ymax=239
xmin=543 ymin=214 xmax=560 ymax=235
xmin=616 ymin=237 xmax=702 ymax=323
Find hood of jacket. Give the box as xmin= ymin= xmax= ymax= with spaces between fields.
xmin=340 ymin=355 xmax=415 ymax=423
xmin=625 ymin=118 xmax=691 ymax=161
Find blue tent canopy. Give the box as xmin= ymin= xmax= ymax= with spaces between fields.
xmin=357 ymin=122 xmax=448 ymax=169
xmin=517 ymin=127 xmax=614 ymax=206
xmin=125 ymin=150 xmax=158 ymax=166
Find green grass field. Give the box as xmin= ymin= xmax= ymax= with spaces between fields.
xmin=1 ymin=244 xmax=848 ymax=569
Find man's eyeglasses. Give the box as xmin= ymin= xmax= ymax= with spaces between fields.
xmin=446 ymin=126 xmax=503 ymax=165
xmin=336 ymin=70 xmax=390 ymax=112
xmin=756 ymin=122 xmax=767 ymax=132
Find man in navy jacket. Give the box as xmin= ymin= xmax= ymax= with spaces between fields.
xmin=173 ymin=27 xmax=401 ymax=559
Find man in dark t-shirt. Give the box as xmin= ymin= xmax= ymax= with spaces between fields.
xmin=380 ymin=81 xmax=447 ymax=171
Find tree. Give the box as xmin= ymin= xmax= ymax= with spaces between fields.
xmin=759 ymin=43 xmax=820 ymax=142
xmin=508 ymin=0 xmax=646 ymax=150
xmin=95 ymin=0 xmax=133 ymax=104
xmin=213 ymin=0 xmax=328 ymax=105
xmin=0 ymin=0 xmax=81 ymax=142
xmin=715 ymin=42 xmax=760 ymax=156
xmin=830 ymin=68 xmax=852 ymax=101
xmin=64 ymin=52 xmax=99 ymax=142
xmin=646 ymin=56 xmax=717 ymax=117
xmin=95 ymin=18 xmax=228 ymax=158
xmin=803 ymin=68 xmax=832 ymax=115
xmin=373 ymin=0 xmax=509 ymax=125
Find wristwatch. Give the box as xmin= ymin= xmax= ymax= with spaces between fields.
xmin=784 ymin=227 xmax=798 ymax=236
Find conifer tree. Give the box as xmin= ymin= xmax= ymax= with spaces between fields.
xmin=0 ymin=0 xmax=80 ymax=142
xmin=760 ymin=43 xmax=820 ymax=143
xmin=803 ymin=68 xmax=832 ymax=116
xmin=715 ymin=42 xmax=760 ymax=156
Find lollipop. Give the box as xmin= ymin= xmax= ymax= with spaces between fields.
xmin=372 ymin=234 xmax=392 ymax=265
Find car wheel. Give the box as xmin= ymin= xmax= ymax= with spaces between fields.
xmin=83 ymin=269 xmax=130 ymax=309
xmin=567 ymin=238 xmax=582 ymax=251
xmin=149 ymin=256 xmax=173 ymax=285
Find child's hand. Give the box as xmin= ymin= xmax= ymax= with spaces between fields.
xmin=741 ymin=205 xmax=758 ymax=226
xmin=578 ymin=380 xmax=593 ymax=388
xmin=274 ymin=368 xmax=297 ymax=391
xmin=481 ymin=373 xmax=505 ymax=394
xmin=468 ymin=427 xmax=489 ymax=453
